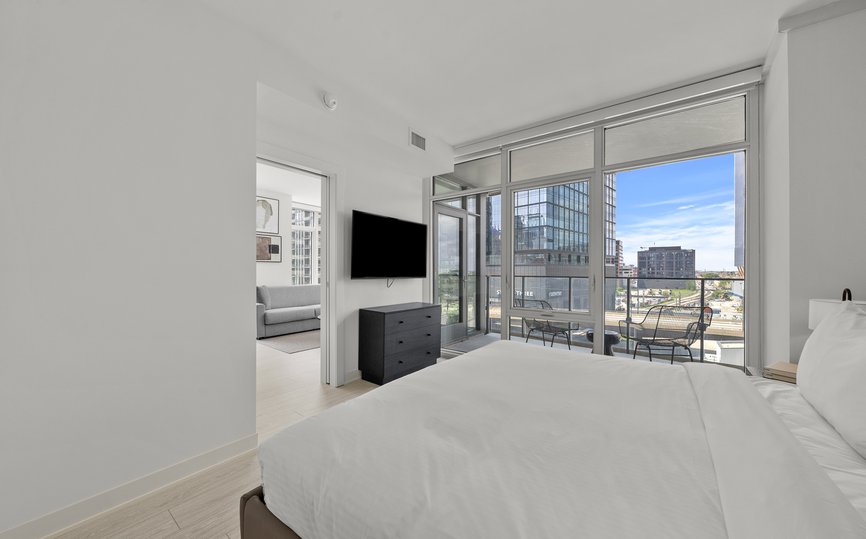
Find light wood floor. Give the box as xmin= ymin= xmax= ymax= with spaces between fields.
xmin=47 ymin=342 xmax=376 ymax=539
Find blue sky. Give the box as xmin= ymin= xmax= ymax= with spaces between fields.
xmin=615 ymin=154 xmax=737 ymax=271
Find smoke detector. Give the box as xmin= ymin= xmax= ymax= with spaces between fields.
xmin=322 ymin=92 xmax=338 ymax=111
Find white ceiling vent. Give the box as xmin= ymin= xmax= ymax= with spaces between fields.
xmin=409 ymin=130 xmax=426 ymax=151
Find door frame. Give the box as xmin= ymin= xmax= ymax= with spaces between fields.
xmin=426 ymin=187 xmax=498 ymax=337
xmin=256 ymin=148 xmax=340 ymax=385
xmin=433 ymin=203 xmax=469 ymax=344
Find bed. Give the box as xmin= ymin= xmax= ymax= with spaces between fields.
xmin=242 ymin=332 xmax=866 ymax=538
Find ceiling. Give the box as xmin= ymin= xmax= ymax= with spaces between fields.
xmin=203 ymin=0 xmax=831 ymax=147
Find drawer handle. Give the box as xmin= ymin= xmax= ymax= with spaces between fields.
xmin=426 ymin=351 xmax=431 ymax=355
xmin=398 ymin=320 xmax=404 ymax=324
xmin=426 ymin=333 xmax=431 ymax=337
xmin=426 ymin=315 xmax=432 ymax=318
xmin=398 ymin=340 xmax=404 ymax=344
xmin=398 ymin=360 xmax=404 ymax=364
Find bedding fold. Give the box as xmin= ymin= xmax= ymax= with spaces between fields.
xmin=683 ymin=364 xmax=866 ymax=538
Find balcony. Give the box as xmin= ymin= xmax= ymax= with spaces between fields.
xmin=478 ymin=275 xmax=745 ymax=369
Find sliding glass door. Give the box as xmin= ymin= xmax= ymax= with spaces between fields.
xmin=433 ymin=191 xmax=501 ymax=348
xmin=435 ymin=204 xmax=468 ymax=344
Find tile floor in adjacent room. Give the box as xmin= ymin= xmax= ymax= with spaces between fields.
xmin=47 ymin=343 xmax=376 ymax=539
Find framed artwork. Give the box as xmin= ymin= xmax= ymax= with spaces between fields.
xmin=256 ymin=235 xmax=282 ymax=262
xmin=256 ymin=196 xmax=279 ymax=234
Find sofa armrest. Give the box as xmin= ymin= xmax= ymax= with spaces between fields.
xmin=256 ymin=303 xmax=266 ymax=339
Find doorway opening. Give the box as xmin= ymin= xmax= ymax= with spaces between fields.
xmin=255 ymin=159 xmax=328 ymax=439
xmin=255 ymin=158 xmax=326 ymax=352
xmin=253 ymin=157 xmax=376 ymax=441
xmin=433 ymin=191 xmax=501 ymax=353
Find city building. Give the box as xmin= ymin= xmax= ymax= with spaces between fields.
xmin=637 ymin=246 xmax=696 ymax=288
xmin=485 ymin=180 xmax=616 ymax=311
xmin=619 ymin=264 xmax=637 ymax=278
xmin=290 ymin=206 xmax=321 ymax=285
xmin=616 ymin=262 xmax=636 ymax=289
xmin=503 ymin=182 xmax=591 ymax=309
xmin=604 ymin=175 xmax=617 ymax=275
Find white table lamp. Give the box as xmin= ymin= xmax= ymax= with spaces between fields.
xmin=809 ymin=289 xmax=866 ymax=329
xmin=809 ymin=299 xmax=843 ymax=329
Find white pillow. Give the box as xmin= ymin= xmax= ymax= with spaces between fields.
xmin=798 ymin=301 xmax=866 ymax=459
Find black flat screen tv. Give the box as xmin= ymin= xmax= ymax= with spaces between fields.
xmin=351 ymin=210 xmax=427 ymax=279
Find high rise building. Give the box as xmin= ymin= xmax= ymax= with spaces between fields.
xmin=637 ymin=246 xmax=695 ymax=288
xmin=619 ymin=264 xmax=637 ymax=278
xmin=480 ymin=176 xmax=617 ymax=313
xmin=290 ymin=207 xmax=321 ymax=285
xmin=604 ymin=175 xmax=617 ymax=274
xmin=503 ymin=179 xmax=617 ymax=310
xmin=510 ymin=182 xmax=590 ymax=309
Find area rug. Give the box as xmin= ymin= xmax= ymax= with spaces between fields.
xmin=258 ymin=330 xmax=321 ymax=354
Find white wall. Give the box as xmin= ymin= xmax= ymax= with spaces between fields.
xmin=256 ymin=189 xmax=294 ymax=286
xmin=761 ymin=34 xmax=791 ymax=363
xmin=786 ymin=8 xmax=866 ymax=360
xmin=0 ymin=1 xmax=258 ymax=534
xmin=0 ymin=0 xmax=452 ymax=536
xmin=256 ymin=83 xmax=453 ymax=377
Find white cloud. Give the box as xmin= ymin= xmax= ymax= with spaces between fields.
xmin=616 ymin=202 xmax=737 ymax=270
xmin=633 ymin=190 xmax=729 ymax=208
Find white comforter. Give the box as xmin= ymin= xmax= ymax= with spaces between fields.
xmin=259 ymin=341 xmax=866 ymax=538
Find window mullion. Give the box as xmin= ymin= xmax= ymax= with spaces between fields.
xmin=589 ymin=127 xmax=605 ymax=354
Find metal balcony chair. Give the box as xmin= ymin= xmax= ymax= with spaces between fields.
xmin=515 ymin=298 xmax=576 ymax=349
xmin=618 ymin=305 xmax=713 ymax=363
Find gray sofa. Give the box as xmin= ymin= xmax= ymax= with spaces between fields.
xmin=256 ymin=285 xmax=321 ymax=339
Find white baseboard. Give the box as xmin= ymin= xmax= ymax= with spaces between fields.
xmin=343 ymin=369 xmax=362 ymax=384
xmin=0 ymin=433 xmax=258 ymax=539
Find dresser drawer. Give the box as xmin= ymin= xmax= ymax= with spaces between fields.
xmin=383 ymin=308 xmax=438 ymax=332
xmin=383 ymin=325 xmax=439 ymax=355
xmin=384 ymin=345 xmax=438 ymax=371
xmin=382 ymin=347 xmax=438 ymax=381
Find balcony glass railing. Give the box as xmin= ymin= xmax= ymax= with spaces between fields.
xmin=485 ymin=275 xmax=745 ymax=368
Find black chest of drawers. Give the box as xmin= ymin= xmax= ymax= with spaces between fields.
xmin=358 ymin=302 xmax=441 ymax=385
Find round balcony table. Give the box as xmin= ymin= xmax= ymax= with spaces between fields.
xmin=584 ymin=329 xmax=621 ymax=356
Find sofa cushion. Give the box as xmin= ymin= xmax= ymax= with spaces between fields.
xmin=264 ymin=306 xmax=317 ymax=325
xmin=266 ymin=285 xmax=320 ymax=309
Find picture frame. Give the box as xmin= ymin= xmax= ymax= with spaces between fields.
xmin=256 ymin=196 xmax=279 ymax=234
xmin=256 ymin=235 xmax=282 ymax=262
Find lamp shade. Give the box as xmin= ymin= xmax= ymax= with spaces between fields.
xmin=809 ymin=298 xmax=866 ymax=329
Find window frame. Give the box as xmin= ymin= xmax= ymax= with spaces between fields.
xmin=430 ymin=83 xmax=761 ymax=370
